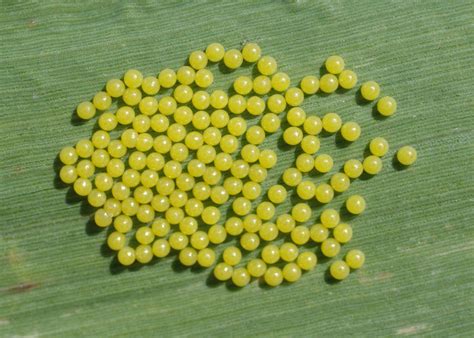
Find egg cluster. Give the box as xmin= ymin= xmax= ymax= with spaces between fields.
xmin=58 ymin=42 xmax=417 ymax=287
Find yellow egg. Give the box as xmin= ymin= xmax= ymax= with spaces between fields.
xmin=330 ymin=173 xmax=350 ymax=192
xmin=296 ymin=251 xmax=317 ymax=271
xmin=253 ymin=76 xmax=272 ymax=95
xmin=258 ymin=56 xmax=277 ymax=75
xmin=322 ymin=113 xmax=342 ymax=133
xmin=310 ymin=224 xmax=328 ymax=243
xmin=205 ymin=42 xmax=225 ymax=62
xmin=330 ymin=260 xmax=350 ymax=280
xmin=280 ymin=242 xmax=299 ymax=262
xmin=397 ymin=146 xmax=417 ymax=166
xmin=136 ymin=245 xmax=153 ymax=264
xmin=242 ymin=42 xmax=261 ymax=62
xmin=340 ymin=121 xmax=361 ymax=142
xmin=223 ymin=246 xmax=242 ymax=266
xmin=189 ymin=50 xmax=208 ymax=70
xmin=300 ymin=75 xmax=319 ymax=94
xmin=346 ymin=194 xmax=366 ymax=214
xmin=232 ymin=268 xmax=250 ymax=287
xmin=333 ymin=223 xmax=353 ymax=243
xmin=285 ymin=87 xmax=304 ymax=106
xmin=234 ymin=76 xmax=253 ymax=95
xmin=319 ymin=74 xmax=338 ymax=93
xmin=363 ymin=155 xmax=383 ymax=175
xmin=345 ymin=249 xmax=365 ymax=269
xmin=320 ymin=208 xmax=340 ymax=228
xmin=118 ymin=247 xmax=135 ymax=266
xmin=214 ymin=263 xmax=233 ymax=281
xmin=240 ymin=232 xmax=260 ymax=251
xmin=197 ymin=248 xmax=216 ymax=267
xmin=321 ymin=238 xmax=340 ymax=257
xmin=272 ymin=72 xmax=291 ymax=92
xmin=344 ymin=159 xmax=363 ymax=179
xmin=282 ymin=263 xmax=302 ymax=282
xmin=247 ymin=259 xmax=267 ymax=277
xmin=223 ymin=49 xmax=243 ymax=69
xmin=152 ymin=239 xmax=170 ymax=258
xmin=377 ymin=96 xmax=397 ymax=116
xmin=338 ymin=70 xmax=357 ymax=89
xmin=158 ymin=68 xmax=177 ymax=88
xmin=325 ymin=55 xmax=345 ymax=74
xmin=369 ymin=137 xmax=390 ymax=157
xmin=264 ymin=267 xmax=283 ymax=286
xmin=304 ymin=116 xmax=323 ymax=135
xmin=179 ymin=247 xmax=197 ymax=266
xmin=360 ymin=81 xmax=380 ymax=101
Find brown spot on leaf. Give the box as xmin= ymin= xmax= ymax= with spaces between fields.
xmin=27 ymin=19 xmax=37 ymax=28
xmin=357 ymin=271 xmax=394 ymax=285
xmin=7 ymin=282 xmax=39 ymax=293
xmin=13 ymin=165 xmax=24 ymax=175
xmin=8 ymin=249 xmax=24 ymax=265
xmin=396 ymin=323 xmax=428 ymax=335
